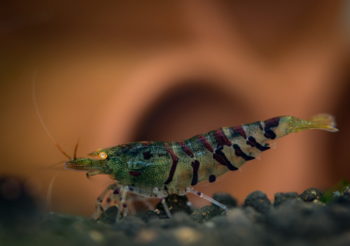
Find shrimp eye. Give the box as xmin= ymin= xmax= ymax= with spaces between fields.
xmin=98 ymin=152 xmax=108 ymax=160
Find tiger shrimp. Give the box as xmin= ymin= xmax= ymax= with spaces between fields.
xmin=64 ymin=114 xmax=337 ymax=220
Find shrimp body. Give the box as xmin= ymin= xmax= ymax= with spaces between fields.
xmin=65 ymin=114 xmax=337 ymax=217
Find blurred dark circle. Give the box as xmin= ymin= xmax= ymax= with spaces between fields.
xmin=132 ymin=78 xmax=250 ymax=142
xmin=0 ymin=176 xmax=39 ymax=226
xmin=0 ymin=177 xmax=22 ymax=200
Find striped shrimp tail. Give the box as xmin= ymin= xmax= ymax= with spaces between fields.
xmin=288 ymin=114 xmax=338 ymax=133
xmin=308 ymin=114 xmax=338 ymax=132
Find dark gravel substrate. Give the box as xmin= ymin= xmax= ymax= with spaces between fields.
xmin=1 ymin=176 xmax=350 ymax=246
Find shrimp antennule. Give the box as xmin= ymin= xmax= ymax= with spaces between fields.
xmin=73 ymin=138 xmax=80 ymax=160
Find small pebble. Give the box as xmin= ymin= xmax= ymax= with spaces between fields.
xmin=89 ymin=230 xmax=104 ymax=242
xmin=212 ymin=192 xmax=237 ymax=208
xmin=332 ymin=192 xmax=350 ymax=205
xmin=191 ymin=205 xmax=224 ymax=223
xmin=226 ymin=208 xmax=252 ymax=226
xmin=135 ymin=229 xmax=157 ymax=243
xmin=343 ymin=186 xmax=350 ymax=195
xmin=274 ymin=192 xmax=298 ymax=207
xmin=155 ymin=194 xmax=192 ymax=217
xmin=98 ymin=206 xmax=118 ymax=224
xmin=138 ymin=210 xmax=161 ymax=223
xmin=173 ymin=227 xmax=201 ymax=244
xmin=299 ymin=188 xmax=322 ymax=202
xmin=244 ymin=191 xmax=271 ymax=214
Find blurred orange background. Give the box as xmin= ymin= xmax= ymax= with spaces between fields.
xmin=0 ymin=0 xmax=349 ymax=216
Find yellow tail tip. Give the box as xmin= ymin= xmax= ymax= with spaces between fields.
xmin=309 ymin=114 xmax=338 ymax=132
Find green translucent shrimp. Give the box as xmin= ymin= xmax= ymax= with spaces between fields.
xmin=64 ymin=114 xmax=337 ymax=219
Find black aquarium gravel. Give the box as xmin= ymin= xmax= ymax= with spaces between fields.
xmin=1 ymin=176 xmax=350 ymax=246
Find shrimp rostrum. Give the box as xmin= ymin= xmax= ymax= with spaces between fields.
xmin=65 ymin=114 xmax=337 ymax=219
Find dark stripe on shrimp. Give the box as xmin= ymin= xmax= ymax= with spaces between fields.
xmin=230 ymin=126 xmax=247 ymax=139
xmin=164 ymin=145 xmax=179 ymax=185
xmin=179 ymin=141 xmax=194 ymax=158
xmin=190 ymin=160 xmax=200 ymax=186
xmin=209 ymin=175 xmax=216 ymax=183
xmin=213 ymin=146 xmax=238 ymax=171
xmin=198 ymin=135 xmax=214 ymax=152
xmin=264 ymin=117 xmax=280 ymax=139
xmin=246 ymin=136 xmax=270 ymax=151
xmin=129 ymin=171 xmax=142 ymax=176
xmin=214 ymin=129 xmax=232 ymax=146
xmin=143 ymin=151 xmax=153 ymax=160
xmin=233 ymin=144 xmax=255 ymax=161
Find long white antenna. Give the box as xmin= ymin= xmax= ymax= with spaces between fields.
xmin=46 ymin=174 xmax=57 ymax=211
xmin=32 ymin=71 xmax=71 ymax=159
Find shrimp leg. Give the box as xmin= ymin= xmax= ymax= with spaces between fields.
xmin=93 ymin=183 xmax=119 ymax=219
xmin=160 ymin=198 xmax=172 ymax=218
xmin=116 ymin=186 xmax=129 ymax=221
xmin=186 ymin=187 xmax=227 ymax=210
